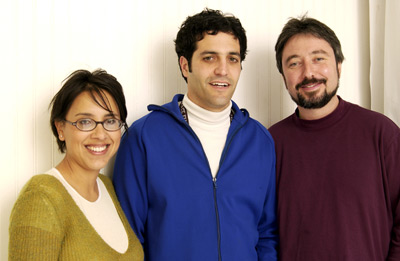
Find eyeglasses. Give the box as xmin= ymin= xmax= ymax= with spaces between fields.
xmin=64 ymin=118 xmax=124 ymax=132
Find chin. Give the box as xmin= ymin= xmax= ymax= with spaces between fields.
xmin=89 ymin=161 xmax=110 ymax=172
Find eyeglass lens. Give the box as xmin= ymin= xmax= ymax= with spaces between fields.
xmin=76 ymin=119 xmax=121 ymax=131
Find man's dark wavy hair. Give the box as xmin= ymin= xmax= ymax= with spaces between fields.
xmin=275 ymin=15 xmax=345 ymax=74
xmin=174 ymin=8 xmax=247 ymax=82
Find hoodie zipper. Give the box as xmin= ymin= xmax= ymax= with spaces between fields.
xmin=165 ymin=109 xmax=223 ymax=259
xmin=211 ymin=116 xmax=247 ymax=261
xmin=213 ymin=177 xmax=222 ymax=261
xmin=151 ymin=104 xmax=248 ymax=261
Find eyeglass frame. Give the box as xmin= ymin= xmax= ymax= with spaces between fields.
xmin=63 ymin=118 xmax=124 ymax=132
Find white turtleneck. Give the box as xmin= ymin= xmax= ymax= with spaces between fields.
xmin=182 ymin=94 xmax=232 ymax=178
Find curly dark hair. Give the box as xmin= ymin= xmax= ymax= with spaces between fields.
xmin=49 ymin=69 xmax=128 ymax=153
xmin=174 ymin=8 xmax=247 ymax=82
xmin=275 ymin=15 xmax=345 ymax=74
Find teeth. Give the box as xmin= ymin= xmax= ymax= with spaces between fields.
xmin=211 ymin=82 xmax=228 ymax=87
xmin=303 ymin=83 xmax=318 ymax=88
xmin=87 ymin=145 xmax=107 ymax=152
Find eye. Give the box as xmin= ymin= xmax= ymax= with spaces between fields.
xmin=105 ymin=118 xmax=117 ymax=125
xmin=103 ymin=118 xmax=122 ymax=131
xmin=229 ymin=57 xmax=239 ymax=63
xmin=203 ymin=56 xmax=214 ymax=61
xmin=78 ymin=119 xmax=93 ymax=126
xmin=288 ymin=62 xmax=299 ymax=68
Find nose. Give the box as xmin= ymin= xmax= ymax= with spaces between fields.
xmin=302 ymin=60 xmax=314 ymax=79
xmin=214 ymin=60 xmax=228 ymax=76
xmin=91 ymin=123 xmax=107 ymax=139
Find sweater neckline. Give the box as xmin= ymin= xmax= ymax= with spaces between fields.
xmin=39 ymin=172 xmax=134 ymax=256
xmin=50 ymin=167 xmax=102 ymax=204
xmin=292 ymin=96 xmax=350 ymax=130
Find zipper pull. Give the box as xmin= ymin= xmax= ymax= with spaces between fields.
xmin=213 ymin=177 xmax=217 ymax=188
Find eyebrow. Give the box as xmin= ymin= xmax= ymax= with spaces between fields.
xmin=284 ymin=49 xmax=330 ymax=65
xmin=74 ymin=112 xmax=118 ymax=118
xmin=311 ymin=49 xmax=329 ymax=56
xmin=284 ymin=55 xmax=300 ymax=65
xmin=200 ymin=51 xmax=241 ymax=57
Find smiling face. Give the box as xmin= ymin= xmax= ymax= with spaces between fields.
xmin=180 ymin=32 xmax=242 ymax=112
xmin=281 ymin=34 xmax=341 ymax=110
xmin=55 ymin=91 xmax=121 ymax=174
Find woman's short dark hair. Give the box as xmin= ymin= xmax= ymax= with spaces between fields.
xmin=49 ymin=69 xmax=128 ymax=153
xmin=174 ymin=8 xmax=247 ymax=82
xmin=275 ymin=15 xmax=345 ymax=74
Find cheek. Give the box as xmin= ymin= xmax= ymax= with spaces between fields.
xmin=63 ymin=130 xmax=83 ymax=147
xmin=283 ymin=72 xmax=298 ymax=88
xmin=320 ymin=66 xmax=330 ymax=75
xmin=233 ymin=69 xmax=241 ymax=81
xmin=114 ymin=137 xmax=121 ymax=147
xmin=319 ymin=62 xmax=337 ymax=77
xmin=110 ymin=137 xmax=121 ymax=156
xmin=230 ymin=65 xmax=241 ymax=77
xmin=187 ymin=70 xmax=202 ymax=84
xmin=111 ymin=133 xmax=122 ymax=147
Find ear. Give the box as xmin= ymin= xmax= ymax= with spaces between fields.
xmin=179 ymin=56 xmax=190 ymax=78
xmin=55 ymin=121 xmax=65 ymax=141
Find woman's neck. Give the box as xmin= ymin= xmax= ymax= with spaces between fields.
xmin=56 ymin=158 xmax=99 ymax=202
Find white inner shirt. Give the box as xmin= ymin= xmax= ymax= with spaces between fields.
xmin=182 ymin=94 xmax=232 ymax=178
xmin=46 ymin=168 xmax=128 ymax=253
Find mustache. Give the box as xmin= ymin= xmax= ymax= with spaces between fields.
xmin=295 ymin=78 xmax=327 ymax=90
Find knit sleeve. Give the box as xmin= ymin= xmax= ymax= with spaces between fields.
xmin=387 ymin=130 xmax=400 ymax=260
xmin=9 ymin=188 xmax=64 ymax=260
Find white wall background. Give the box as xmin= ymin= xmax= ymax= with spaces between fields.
xmin=0 ymin=0 xmax=398 ymax=258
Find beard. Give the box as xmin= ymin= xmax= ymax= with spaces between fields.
xmin=290 ymin=77 xmax=340 ymax=109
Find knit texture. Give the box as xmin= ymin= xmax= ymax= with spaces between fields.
xmin=269 ymin=97 xmax=400 ymax=260
xmin=9 ymin=174 xmax=144 ymax=260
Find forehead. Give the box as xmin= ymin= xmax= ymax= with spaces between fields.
xmin=194 ymin=32 xmax=240 ymax=53
xmin=67 ymin=91 xmax=118 ymax=115
xmin=282 ymin=34 xmax=334 ymax=58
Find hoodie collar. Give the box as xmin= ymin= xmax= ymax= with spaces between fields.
xmin=147 ymin=94 xmax=249 ymax=126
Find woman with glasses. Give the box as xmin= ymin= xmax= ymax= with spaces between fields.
xmin=9 ymin=69 xmax=144 ymax=260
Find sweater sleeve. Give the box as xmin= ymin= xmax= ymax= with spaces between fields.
xmin=256 ymin=136 xmax=278 ymax=260
xmin=387 ymin=130 xmax=400 ymax=260
xmin=9 ymin=189 xmax=64 ymax=260
xmin=113 ymin=122 xmax=148 ymax=245
xmin=251 ymin=122 xmax=279 ymax=259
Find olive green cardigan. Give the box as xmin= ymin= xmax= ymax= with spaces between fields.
xmin=9 ymin=174 xmax=144 ymax=260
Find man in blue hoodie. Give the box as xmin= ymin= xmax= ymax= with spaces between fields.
xmin=113 ymin=8 xmax=278 ymax=260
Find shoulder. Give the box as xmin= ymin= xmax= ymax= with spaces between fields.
xmin=268 ymin=114 xmax=294 ymax=139
xmin=20 ymin=174 xmax=66 ymax=197
xmin=344 ymin=102 xmax=400 ymax=156
xmin=230 ymin=101 xmax=275 ymax=145
xmin=15 ymin=174 xmax=69 ymax=206
xmin=234 ymin=116 xmax=275 ymax=152
xmin=122 ymin=105 xmax=187 ymax=147
xmin=10 ymin=175 xmax=69 ymax=229
xmin=248 ymin=117 xmax=274 ymax=138
xmin=128 ymin=105 xmax=181 ymax=133
xmin=346 ymin=102 xmax=399 ymax=132
xmin=133 ymin=94 xmax=184 ymax=130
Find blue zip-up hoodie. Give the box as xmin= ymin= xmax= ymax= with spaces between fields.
xmin=113 ymin=94 xmax=278 ymax=260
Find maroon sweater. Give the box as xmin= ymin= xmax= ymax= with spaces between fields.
xmin=269 ymin=97 xmax=400 ymax=260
